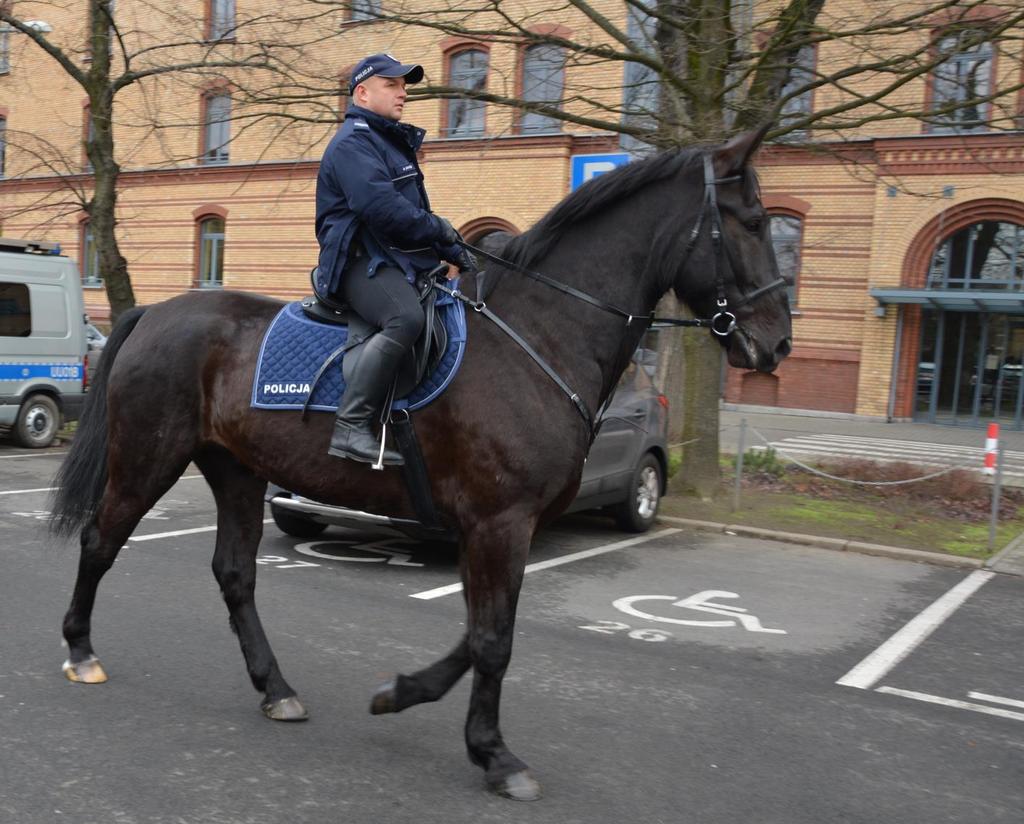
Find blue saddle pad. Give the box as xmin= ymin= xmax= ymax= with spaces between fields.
xmin=251 ymin=292 xmax=466 ymax=413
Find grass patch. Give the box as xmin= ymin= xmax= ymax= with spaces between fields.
xmin=662 ymin=455 xmax=1024 ymax=560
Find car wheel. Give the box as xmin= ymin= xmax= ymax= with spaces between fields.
xmin=15 ymin=394 xmax=61 ymax=449
xmin=270 ymin=503 xmax=328 ymax=538
xmin=612 ymin=452 xmax=662 ymax=533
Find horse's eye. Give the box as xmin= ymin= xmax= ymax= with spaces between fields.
xmin=745 ymin=219 xmax=763 ymax=233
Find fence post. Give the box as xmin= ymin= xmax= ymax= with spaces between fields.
xmin=988 ymin=439 xmax=1004 ymax=553
xmin=733 ymin=417 xmax=747 ymax=512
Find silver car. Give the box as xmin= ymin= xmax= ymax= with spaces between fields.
xmin=268 ymin=336 xmax=670 ymax=539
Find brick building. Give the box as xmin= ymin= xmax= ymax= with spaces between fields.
xmin=2 ymin=1 xmax=1023 ymax=426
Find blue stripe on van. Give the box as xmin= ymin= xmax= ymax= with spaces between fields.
xmin=0 ymin=363 xmax=83 ymax=381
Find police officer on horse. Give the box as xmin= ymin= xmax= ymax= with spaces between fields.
xmin=315 ymin=53 xmax=476 ymax=465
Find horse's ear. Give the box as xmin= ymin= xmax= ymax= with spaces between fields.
xmin=712 ymin=124 xmax=771 ymax=176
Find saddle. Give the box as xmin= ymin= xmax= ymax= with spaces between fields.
xmin=300 ymin=264 xmax=450 ymax=403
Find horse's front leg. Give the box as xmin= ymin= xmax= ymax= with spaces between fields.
xmin=461 ymin=517 xmax=540 ymax=801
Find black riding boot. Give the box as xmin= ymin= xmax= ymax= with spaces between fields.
xmin=328 ymin=334 xmax=406 ymax=465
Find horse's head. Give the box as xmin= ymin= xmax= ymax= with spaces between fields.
xmin=674 ymin=128 xmax=793 ymax=373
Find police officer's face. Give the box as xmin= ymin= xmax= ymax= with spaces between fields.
xmin=355 ymin=76 xmax=408 ymax=121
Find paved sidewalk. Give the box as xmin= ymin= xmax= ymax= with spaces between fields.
xmin=720 ymin=404 xmax=1024 ymax=452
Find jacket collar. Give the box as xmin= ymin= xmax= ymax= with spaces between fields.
xmin=346 ymin=105 xmax=425 ymax=152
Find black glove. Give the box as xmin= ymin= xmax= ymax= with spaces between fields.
xmin=456 ymin=248 xmax=479 ymax=275
xmin=434 ymin=216 xmax=461 ymax=247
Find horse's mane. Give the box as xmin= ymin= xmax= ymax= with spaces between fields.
xmin=500 ymin=148 xmax=700 ymax=269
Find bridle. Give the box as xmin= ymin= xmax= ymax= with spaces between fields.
xmin=684 ymin=154 xmax=787 ymax=336
xmin=434 ymin=152 xmax=787 ymax=436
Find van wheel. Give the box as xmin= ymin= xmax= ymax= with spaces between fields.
xmin=15 ymin=394 xmax=61 ymax=449
xmin=611 ymin=452 xmax=662 ymax=533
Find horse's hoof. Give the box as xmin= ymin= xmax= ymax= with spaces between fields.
xmin=488 ymin=770 xmax=542 ymax=802
xmin=261 ymin=696 xmax=308 ymax=722
xmin=62 ymin=656 xmax=108 ymax=684
xmin=369 ymin=679 xmax=397 ymax=715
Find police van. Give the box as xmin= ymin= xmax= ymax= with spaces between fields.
xmin=0 ymin=237 xmax=89 ymax=448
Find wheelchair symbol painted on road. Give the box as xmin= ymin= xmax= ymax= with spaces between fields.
xmin=613 ymin=590 xmax=787 ymax=634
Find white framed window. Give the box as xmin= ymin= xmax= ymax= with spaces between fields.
xmin=769 ymin=214 xmax=802 ymax=305
xmin=198 ymin=217 xmax=225 ymax=287
xmin=202 ymin=94 xmax=231 ymax=165
xmin=81 ymin=223 xmax=102 ymax=287
xmin=521 ymin=45 xmax=564 ymax=134
xmin=927 ymin=31 xmax=992 ymax=133
xmin=209 ymin=0 xmax=235 ymax=40
xmin=445 ymin=50 xmax=488 ymax=137
xmin=350 ymin=0 xmax=381 ymax=22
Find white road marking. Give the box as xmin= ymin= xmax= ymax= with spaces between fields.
xmin=129 ymin=519 xmax=275 ymax=542
xmin=410 ymin=528 xmax=682 ymax=600
xmin=968 ymin=691 xmax=1024 ymax=710
xmin=0 ymin=486 xmax=58 ymax=496
xmin=614 ymin=590 xmax=787 ymax=633
xmin=0 ymin=474 xmax=203 ymax=497
xmin=0 ymin=451 xmax=68 ymax=459
xmin=876 ymin=686 xmax=1024 ymax=722
xmin=836 ymin=570 xmax=995 ymax=690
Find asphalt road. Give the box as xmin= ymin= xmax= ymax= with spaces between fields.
xmin=1 ymin=442 xmax=1022 ymax=823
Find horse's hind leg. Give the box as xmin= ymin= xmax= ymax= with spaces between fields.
xmin=194 ymin=448 xmax=306 ymax=721
xmin=62 ymin=459 xmax=191 ymax=683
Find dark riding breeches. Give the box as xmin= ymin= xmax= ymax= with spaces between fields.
xmin=338 ymin=259 xmax=425 ymax=349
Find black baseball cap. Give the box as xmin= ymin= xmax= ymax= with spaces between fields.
xmin=349 ymin=53 xmax=424 ymax=94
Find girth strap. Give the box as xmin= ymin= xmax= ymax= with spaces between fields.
xmin=434 ymin=281 xmax=594 ymax=432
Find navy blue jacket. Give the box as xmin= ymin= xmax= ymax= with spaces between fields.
xmin=315 ymin=105 xmax=459 ymax=295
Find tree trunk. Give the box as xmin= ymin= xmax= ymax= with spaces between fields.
xmin=85 ymin=2 xmax=134 ymax=323
xmin=669 ymin=327 xmax=722 ymax=499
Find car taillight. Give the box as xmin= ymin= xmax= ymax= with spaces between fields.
xmin=83 ymin=354 xmax=89 ymax=391
xmin=657 ymin=394 xmax=669 ymax=409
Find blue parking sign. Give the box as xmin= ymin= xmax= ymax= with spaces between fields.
xmin=570 ymin=153 xmax=630 ymax=190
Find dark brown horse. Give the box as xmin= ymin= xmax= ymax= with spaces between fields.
xmin=50 ymin=129 xmax=791 ymax=801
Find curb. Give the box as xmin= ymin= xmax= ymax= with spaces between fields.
xmin=657 ymin=515 xmax=984 ymax=570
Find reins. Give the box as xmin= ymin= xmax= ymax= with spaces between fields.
xmin=438 ymin=152 xmax=787 ymax=437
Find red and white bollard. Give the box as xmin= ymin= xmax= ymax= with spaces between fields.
xmin=983 ymin=422 xmax=1000 ymax=476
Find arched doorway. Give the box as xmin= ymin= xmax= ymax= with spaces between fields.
xmin=900 ymin=213 xmax=1024 ymax=426
xmin=458 ymin=217 xmax=520 ymax=252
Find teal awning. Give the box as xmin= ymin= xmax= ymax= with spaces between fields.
xmin=870 ymin=288 xmax=1024 ymax=314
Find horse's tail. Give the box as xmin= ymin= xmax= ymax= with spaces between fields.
xmin=49 ymin=307 xmax=148 ymax=538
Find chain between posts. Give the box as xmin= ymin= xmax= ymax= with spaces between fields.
xmin=745 ymin=425 xmax=975 ymax=485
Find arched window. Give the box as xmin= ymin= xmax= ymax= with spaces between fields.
xmin=927 ymin=221 xmax=1023 ymax=289
xmin=80 ymin=221 xmax=102 ymax=287
xmin=520 ymin=45 xmax=564 ymax=134
xmin=769 ymin=214 xmax=802 ymax=305
xmin=202 ymin=93 xmax=231 ymax=165
xmin=197 ymin=216 xmax=225 ymax=288
xmin=445 ymin=49 xmax=488 ymax=137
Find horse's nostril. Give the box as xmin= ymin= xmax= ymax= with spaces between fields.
xmin=775 ymin=337 xmax=793 ymax=359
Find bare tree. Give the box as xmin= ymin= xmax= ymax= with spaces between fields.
xmin=0 ymin=0 xmax=340 ymax=320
